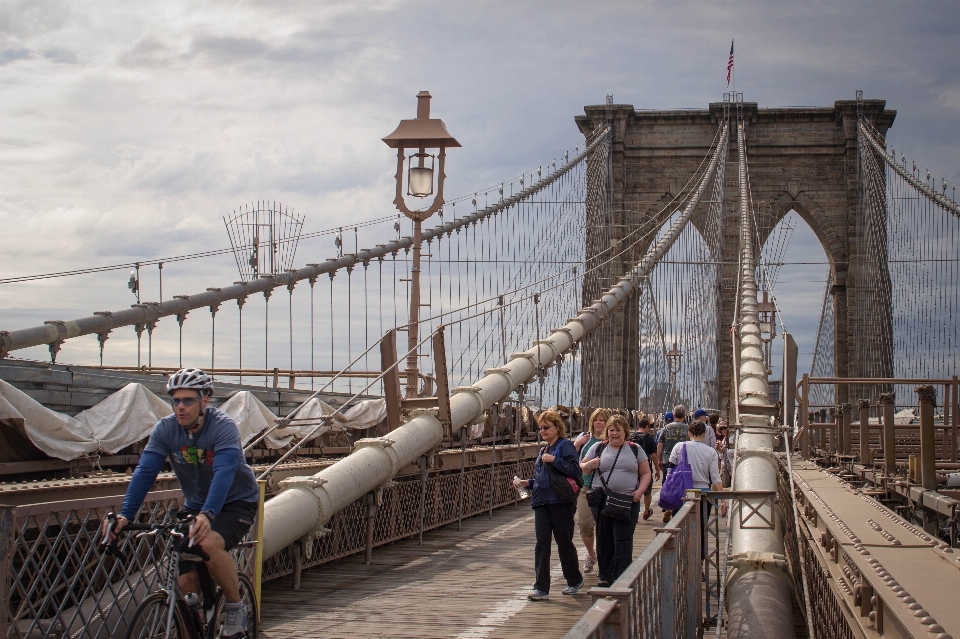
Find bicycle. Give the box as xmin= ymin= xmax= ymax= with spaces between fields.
xmin=101 ymin=511 xmax=259 ymax=639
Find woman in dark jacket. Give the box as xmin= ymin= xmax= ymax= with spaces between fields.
xmin=517 ymin=410 xmax=584 ymax=600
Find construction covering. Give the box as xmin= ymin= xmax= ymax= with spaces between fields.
xmin=0 ymin=379 xmax=170 ymax=461
xmin=0 ymin=379 xmax=387 ymax=461
xmin=222 ymin=391 xmax=386 ymax=448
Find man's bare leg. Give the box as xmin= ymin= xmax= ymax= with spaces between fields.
xmin=177 ymin=532 xmax=240 ymax=602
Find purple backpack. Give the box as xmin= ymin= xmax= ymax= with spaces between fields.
xmin=657 ymin=443 xmax=693 ymax=511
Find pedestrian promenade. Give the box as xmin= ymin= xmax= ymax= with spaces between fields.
xmin=260 ymin=496 xmax=674 ymax=638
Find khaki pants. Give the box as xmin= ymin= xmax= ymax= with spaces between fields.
xmin=576 ymin=488 xmax=596 ymax=539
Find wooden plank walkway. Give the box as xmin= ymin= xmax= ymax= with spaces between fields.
xmin=260 ymin=499 xmax=675 ymax=639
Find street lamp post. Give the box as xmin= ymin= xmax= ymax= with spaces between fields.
xmin=383 ymin=92 xmax=460 ymax=398
xmin=666 ymin=341 xmax=682 ymax=408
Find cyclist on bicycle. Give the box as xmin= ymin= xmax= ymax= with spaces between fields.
xmin=102 ymin=368 xmax=260 ymax=639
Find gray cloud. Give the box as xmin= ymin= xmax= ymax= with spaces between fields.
xmin=1 ymin=0 xmax=958 ymax=375
xmin=0 ymin=0 xmax=68 ymax=39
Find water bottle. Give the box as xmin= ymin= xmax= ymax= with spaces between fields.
xmin=513 ymin=476 xmax=530 ymax=500
xmin=184 ymin=592 xmax=204 ymax=633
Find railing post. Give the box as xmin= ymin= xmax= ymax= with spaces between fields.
xmin=880 ymin=392 xmax=896 ymax=478
xmin=364 ymin=491 xmax=378 ymax=565
xmin=291 ymin=541 xmax=302 ymax=590
xmin=0 ymin=505 xmax=13 ymax=639
xmin=916 ymin=384 xmax=938 ymax=535
xmin=683 ymin=494 xmax=701 ymax=637
xmin=254 ymin=480 xmax=266 ymax=623
xmin=840 ymin=403 xmax=852 ymax=456
xmin=659 ymin=531 xmax=678 ymax=639
xmin=858 ymin=399 xmax=871 ymax=466
xmin=800 ymin=374 xmax=810 ymax=458
xmin=952 ymin=375 xmax=959 ymax=462
xmin=826 ymin=404 xmax=840 ymax=455
xmin=917 ymin=385 xmax=937 ymax=491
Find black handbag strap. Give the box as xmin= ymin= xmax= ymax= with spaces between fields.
xmin=595 ymin=444 xmax=623 ymax=490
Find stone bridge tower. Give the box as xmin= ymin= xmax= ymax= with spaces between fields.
xmin=576 ymin=99 xmax=897 ymax=414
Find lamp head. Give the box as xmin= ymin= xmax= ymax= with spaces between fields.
xmin=383 ymin=91 xmax=460 ymax=221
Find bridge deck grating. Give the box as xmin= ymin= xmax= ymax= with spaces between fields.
xmin=260 ymin=500 xmax=672 ymax=639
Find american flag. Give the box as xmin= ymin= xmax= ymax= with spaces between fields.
xmin=726 ymin=40 xmax=734 ymax=87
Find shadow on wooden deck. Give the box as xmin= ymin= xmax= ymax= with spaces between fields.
xmin=260 ymin=496 xmax=672 ymax=639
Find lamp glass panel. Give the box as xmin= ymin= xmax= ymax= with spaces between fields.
xmin=408 ymin=166 xmax=434 ymax=198
xmin=759 ymin=321 xmax=772 ymax=334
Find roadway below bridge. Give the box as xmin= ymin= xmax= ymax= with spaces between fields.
xmin=259 ymin=497 xmax=674 ymax=639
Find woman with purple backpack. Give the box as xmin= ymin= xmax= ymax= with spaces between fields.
xmin=666 ymin=421 xmax=727 ymax=557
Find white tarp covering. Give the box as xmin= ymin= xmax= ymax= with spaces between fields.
xmin=0 ymin=379 xmax=171 ymax=460
xmin=221 ymin=392 xmax=387 ymax=449
xmin=0 ymin=380 xmax=387 ymax=459
xmin=219 ymin=391 xmax=288 ymax=448
xmin=293 ymin=396 xmax=386 ymax=431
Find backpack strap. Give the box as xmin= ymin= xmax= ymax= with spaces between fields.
xmin=627 ymin=441 xmax=640 ymax=459
xmin=588 ymin=441 xmax=606 ymax=484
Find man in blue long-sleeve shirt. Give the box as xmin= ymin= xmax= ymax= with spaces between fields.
xmin=101 ymin=368 xmax=259 ymax=639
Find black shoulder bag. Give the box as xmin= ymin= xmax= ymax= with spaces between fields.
xmin=544 ymin=442 xmax=582 ymax=503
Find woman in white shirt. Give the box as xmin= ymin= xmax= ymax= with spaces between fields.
xmin=669 ymin=421 xmax=727 ymax=552
xmin=668 ymin=420 xmax=722 ymax=491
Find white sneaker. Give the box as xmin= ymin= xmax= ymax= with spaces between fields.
xmin=222 ymin=600 xmax=248 ymax=638
xmin=583 ymin=556 xmax=596 ymax=573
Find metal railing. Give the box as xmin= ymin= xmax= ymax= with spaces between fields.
xmin=562 ymin=494 xmax=702 ymax=639
xmin=2 ymin=490 xmax=258 ymax=639
xmin=0 ymin=450 xmax=532 ymax=637
xmin=262 ymin=458 xmax=534 ymax=584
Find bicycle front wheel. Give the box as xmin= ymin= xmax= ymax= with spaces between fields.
xmin=124 ymin=591 xmax=190 ymax=639
xmin=211 ymin=572 xmax=258 ymax=639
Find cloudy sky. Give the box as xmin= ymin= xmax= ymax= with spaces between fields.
xmin=2 ymin=0 xmax=958 ymax=385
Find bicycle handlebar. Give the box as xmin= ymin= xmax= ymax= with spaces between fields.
xmin=101 ymin=511 xmax=211 ymax=563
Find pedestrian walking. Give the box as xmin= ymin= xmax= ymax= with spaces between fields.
xmin=580 ymin=415 xmax=652 ymax=586
xmin=517 ymin=410 xmax=584 ymax=600
xmin=573 ymin=407 xmax=610 ymax=574
xmin=630 ymin=418 xmax=659 ymax=520
xmin=656 ymin=405 xmax=689 ymax=521
xmin=669 ymin=420 xmax=726 ymax=555
xmin=694 ymin=408 xmax=715 ymax=448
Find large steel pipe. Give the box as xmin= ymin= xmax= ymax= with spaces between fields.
xmin=726 ymin=572 xmax=796 ymax=638
xmin=0 ymin=134 xmax=607 ymax=359
xmin=260 ymin=123 xmax=729 ymax=560
xmin=726 ymin=117 xmax=794 ymax=638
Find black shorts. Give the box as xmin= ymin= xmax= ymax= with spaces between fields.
xmin=178 ymin=501 xmax=257 ymax=573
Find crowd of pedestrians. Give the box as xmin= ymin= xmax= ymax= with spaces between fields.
xmin=518 ymin=403 xmax=732 ymax=601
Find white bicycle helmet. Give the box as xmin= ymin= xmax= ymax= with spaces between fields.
xmin=166 ymin=368 xmax=214 ymax=396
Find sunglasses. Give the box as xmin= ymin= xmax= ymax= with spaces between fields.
xmin=171 ymin=396 xmax=202 ymax=407
xmin=539 ymin=425 xmax=554 ymax=430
